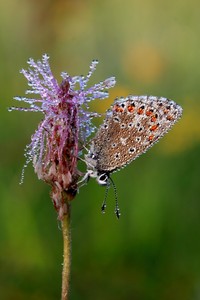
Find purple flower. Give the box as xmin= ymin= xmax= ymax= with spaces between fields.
xmin=10 ymin=54 xmax=116 ymax=219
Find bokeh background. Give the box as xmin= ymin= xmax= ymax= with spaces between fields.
xmin=0 ymin=0 xmax=199 ymax=299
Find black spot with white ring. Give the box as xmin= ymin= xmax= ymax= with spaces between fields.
xmin=129 ymin=147 xmax=136 ymax=153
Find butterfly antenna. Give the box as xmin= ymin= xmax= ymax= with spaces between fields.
xmin=101 ymin=179 xmax=110 ymax=214
xmin=109 ymin=177 xmax=121 ymax=219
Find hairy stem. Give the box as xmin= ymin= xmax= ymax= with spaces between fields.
xmin=61 ymin=203 xmax=71 ymax=300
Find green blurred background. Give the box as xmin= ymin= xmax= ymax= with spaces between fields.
xmin=0 ymin=0 xmax=199 ymax=299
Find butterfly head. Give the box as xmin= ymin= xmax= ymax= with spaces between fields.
xmin=83 ymin=144 xmax=110 ymax=186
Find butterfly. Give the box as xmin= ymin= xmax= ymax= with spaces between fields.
xmin=80 ymin=95 xmax=183 ymax=217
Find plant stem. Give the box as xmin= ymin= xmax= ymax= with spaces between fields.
xmin=61 ymin=203 xmax=71 ymax=300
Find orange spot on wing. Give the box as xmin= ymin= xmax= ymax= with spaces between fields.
xmin=167 ymin=115 xmax=173 ymax=121
xmin=150 ymin=124 xmax=159 ymax=131
xmin=148 ymin=135 xmax=154 ymax=141
xmin=151 ymin=115 xmax=157 ymax=122
xmin=146 ymin=110 xmax=153 ymax=116
xmin=127 ymin=105 xmax=135 ymax=112
xmin=113 ymin=105 xmax=124 ymax=112
xmin=137 ymin=108 xmax=144 ymax=114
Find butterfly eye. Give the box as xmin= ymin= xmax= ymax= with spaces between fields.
xmin=97 ymin=173 xmax=109 ymax=186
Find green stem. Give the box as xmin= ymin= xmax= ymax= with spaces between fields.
xmin=61 ymin=203 xmax=71 ymax=300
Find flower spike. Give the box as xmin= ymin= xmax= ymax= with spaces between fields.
xmin=10 ymin=55 xmax=116 ymax=219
